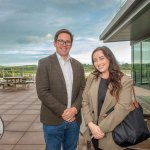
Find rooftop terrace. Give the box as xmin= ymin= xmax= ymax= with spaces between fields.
xmin=0 ymin=84 xmax=150 ymax=150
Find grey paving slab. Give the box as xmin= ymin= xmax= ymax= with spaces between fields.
xmin=11 ymin=104 xmax=30 ymax=109
xmin=34 ymin=101 xmax=41 ymax=104
xmin=1 ymin=114 xmax=18 ymax=122
xmin=9 ymin=98 xmax=26 ymax=102
xmin=24 ymin=99 xmax=37 ymax=102
xmin=28 ymin=104 xmax=41 ymax=110
xmin=0 ymin=131 xmax=24 ymax=144
xmin=0 ymin=145 xmax=14 ymax=150
xmin=34 ymin=115 xmax=40 ymax=122
xmin=0 ymin=109 xmax=7 ymax=114
xmin=19 ymin=101 xmax=34 ymax=105
xmin=14 ymin=114 xmax=38 ymax=122
xmin=0 ymin=105 xmax=13 ymax=109
xmin=3 ymin=109 xmax=24 ymax=115
xmin=27 ymin=122 xmax=43 ymax=131
xmin=2 ymin=98 xmax=15 ymax=101
xmin=4 ymin=102 xmax=20 ymax=105
xmin=3 ymin=121 xmax=11 ymax=127
xmin=18 ymin=132 xmax=45 ymax=144
xmin=13 ymin=145 xmax=45 ymax=150
xmin=21 ymin=109 xmax=40 ymax=115
xmin=5 ymin=121 xmax=32 ymax=131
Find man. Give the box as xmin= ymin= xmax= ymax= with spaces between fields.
xmin=36 ymin=29 xmax=85 ymax=150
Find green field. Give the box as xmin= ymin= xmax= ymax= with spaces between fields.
xmin=0 ymin=63 xmax=131 ymax=78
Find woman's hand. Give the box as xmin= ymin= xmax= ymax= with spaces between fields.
xmin=88 ymin=122 xmax=105 ymax=139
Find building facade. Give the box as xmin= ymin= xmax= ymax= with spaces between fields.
xmin=100 ymin=0 xmax=150 ymax=88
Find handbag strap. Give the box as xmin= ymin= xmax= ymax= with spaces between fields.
xmin=105 ymin=87 xmax=137 ymax=115
xmin=132 ymin=87 xmax=137 ymax=103
xmin=132 ymin=87 xmax=140 ymax=109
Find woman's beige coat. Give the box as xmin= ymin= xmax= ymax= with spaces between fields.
xmin=82 ymin=74 xmax=133 ymax=150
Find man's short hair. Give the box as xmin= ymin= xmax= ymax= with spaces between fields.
xmin=54 ymin=29 xmax=74 ymax=43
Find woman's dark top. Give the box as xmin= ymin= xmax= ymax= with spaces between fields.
xmin=92 ymin=78 xmax=108 ymax=150
xmin=98 ymin=78 xmax=108 ymax=116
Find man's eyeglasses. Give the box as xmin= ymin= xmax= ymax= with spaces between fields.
xmin=56 ymin=39 xmax=72 ymax=46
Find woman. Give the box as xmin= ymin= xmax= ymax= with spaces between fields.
xmin=82 ymin=46 xmax=133 ymax=150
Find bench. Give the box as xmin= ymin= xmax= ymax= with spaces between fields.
xmin=0 ymin=80 xmax=35 ymax=90
xmin=0 ymin=82 xmax=13 ymax=89
xmin=16 ymin=80 xmax=35 ymax=89
xmin=10 ymin=81 xmax=34 ymax=89
xmin=0 ymin=83 xmax=5 ymax=89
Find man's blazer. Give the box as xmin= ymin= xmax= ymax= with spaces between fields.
xmin=36 ymin=53 xmax=85 ymax=125
xmin=82 ymin=74 xmax=133 ymax=150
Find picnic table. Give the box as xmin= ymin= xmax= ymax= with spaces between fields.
xmin=0 ymin=77 xmax=31 ymax=89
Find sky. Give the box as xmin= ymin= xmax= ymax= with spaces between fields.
xmin=0 ymin=0 xmax=131 ymax=66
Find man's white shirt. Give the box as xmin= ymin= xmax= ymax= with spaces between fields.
xmin=56 ymin=52 xmax=73 ymax=108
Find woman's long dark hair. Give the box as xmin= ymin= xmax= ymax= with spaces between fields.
xmin=92 ymin=46 xmax=124 ymax=101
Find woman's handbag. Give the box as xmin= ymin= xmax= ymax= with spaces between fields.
xmin=106 ymin=87 xmax=150 ymax=147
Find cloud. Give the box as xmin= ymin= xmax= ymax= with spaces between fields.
xmin=0 ymin=0 xmax=131 ymax=65
xmin=16 ymin=34 xmax=53 ymax=44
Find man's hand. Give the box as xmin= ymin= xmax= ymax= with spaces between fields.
xmin=62 ymin=107 xmax=77 ymax=122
